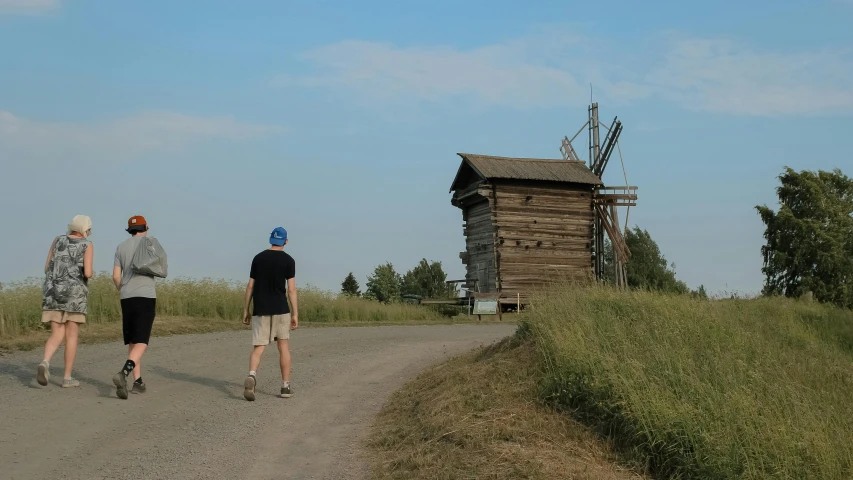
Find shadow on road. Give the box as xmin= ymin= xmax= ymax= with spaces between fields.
xmin=0 ymin=360 xmax=118 ymax=398
xmin=150 ymin=365 xmax=244 ymax=401
xmin=0 ymin=361 xmax=42 ymax=389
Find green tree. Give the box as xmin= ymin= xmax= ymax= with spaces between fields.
xmin=365 ymin=262 xmax=402 ymax=303
xmin=601 ymin=238 xmax=617 ymax=285
xmin=602 ymin=227 xmax=689 ymax=294
xmin=691 ymin=284 xmax=709 ymax=300
xmin=340 ymin=272 xmax=361 ymax=297
xmin=756 ymin=166 xmax=853 ymax=308
xmin=400 ymin=259 xmax=457 ymax=299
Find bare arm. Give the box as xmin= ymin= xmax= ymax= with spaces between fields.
xmin=83 ymin=243 xmax=94 ymax=279
xmin=287 ymin=277 xmax=298 ymax=330
xmin=112 ymin=265 xmax=122 ymax=291
xmin=242 ymin=278 xmax=255 ymax=325
xmin=44 ymin=238 xmax=57 ymax=274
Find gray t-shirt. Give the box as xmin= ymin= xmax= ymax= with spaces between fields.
xmin=114 ymin=236 xmax=157 ymax=300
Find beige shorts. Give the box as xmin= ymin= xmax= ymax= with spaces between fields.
xmin=42 ymin=310 xmax=86 ymax=324
xmin=252 ymin=314 xmax=291 ymax=346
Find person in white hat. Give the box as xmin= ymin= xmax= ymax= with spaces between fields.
xmin=37 ymin=215 xmax=94 ymax=388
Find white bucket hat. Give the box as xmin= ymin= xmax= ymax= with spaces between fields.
xmin=67 ymin=215 xmax=92 ymax=238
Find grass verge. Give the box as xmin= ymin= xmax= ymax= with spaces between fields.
xmin=369 ymin=332 xmax=645 ymax=480
xmin=528 ymin=285 xmax=853 ymax=480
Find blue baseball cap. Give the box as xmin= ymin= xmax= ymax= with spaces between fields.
xmin=270 ymin=226 xmax=288 ymax=246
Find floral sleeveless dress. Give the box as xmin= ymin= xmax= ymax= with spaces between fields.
xmin=42 ymin=235 xmax=91 ymax=315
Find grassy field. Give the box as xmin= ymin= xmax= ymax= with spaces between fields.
xmin=527 ymin=285 xmax=853 ymax=479
xmin=370 ymin=334 xmax=644 ymax=480
xmin=0 ymin=273 xmax=471 ymax=351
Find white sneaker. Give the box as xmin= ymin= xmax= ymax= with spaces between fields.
xmin=62 ymin=378 xmax=80 ymax=388
xmin=37 ymin=361 xmax=49 ymax=386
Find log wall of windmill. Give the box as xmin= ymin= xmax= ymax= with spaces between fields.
xmin=487 ymin=181 xmax=596 ymax=299
xmin=459 ymin=198 xmax=498 ymax=293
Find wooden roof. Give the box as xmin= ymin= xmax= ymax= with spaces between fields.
xmin=450 ymin=153 xmax=603 ymax=192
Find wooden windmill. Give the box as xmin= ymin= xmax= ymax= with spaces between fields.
xmin=561 ymin=102 xmax=637 ymax=287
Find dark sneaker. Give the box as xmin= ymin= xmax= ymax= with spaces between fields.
xmin=280 ymin=385 xmax=293 ymax=398
xmin=113 ymin=372 xmax=129 ymax=400
xmin=132 ymin=380 xmax=146 ymax=394
xmin=37 ymin=361 xmax=49 ymax=386
xmin=243 ymin=375 xmax=256 ymax=402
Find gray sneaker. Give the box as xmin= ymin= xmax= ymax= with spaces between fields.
xmin=113 ymin=372 xmax=129 ymax=400
xmin=62 ymin=378 xmax=80 ymax=388
xmin=37 ymin=361 xmax=49 ymax=386
xmin=280 ymin=385 xmax=293 ymax=398
xmin=243 ymin=374 xmax=256 ymax=402
xmin=132 ymin=380 xmax=146 ymax=394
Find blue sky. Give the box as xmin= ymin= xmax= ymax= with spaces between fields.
xmin=1 ymin=0 xmax=851 ymax=296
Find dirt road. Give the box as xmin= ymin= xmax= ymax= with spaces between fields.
xmin=0 ymin=324 xmax=515 ymax=480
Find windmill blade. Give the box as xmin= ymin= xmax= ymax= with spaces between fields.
xmin=597 ymin=117 xmax=622 ymax=176
xmin=561 ymin=136 xmax=582 ymax=162
xmin=560 ymin=119 xmax=589 ymax=162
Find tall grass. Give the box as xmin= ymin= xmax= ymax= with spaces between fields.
xmin=0 ymin=272 xmax=445 ymax=338
xmin=524 ymin=285 xmax=853 ymax=479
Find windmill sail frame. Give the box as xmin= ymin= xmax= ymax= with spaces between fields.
xmin=566 ymin=102 xmax=637 ymax=288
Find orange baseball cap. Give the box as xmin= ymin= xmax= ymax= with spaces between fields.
xmin=127 ymin=215 xmax=148 ymax=232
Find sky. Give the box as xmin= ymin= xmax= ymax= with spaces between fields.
xmin=1 ymin=0 xmax=851 ymax=296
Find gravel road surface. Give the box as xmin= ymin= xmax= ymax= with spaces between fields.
xmin=0 ymin=324 xmax=515 ymax=480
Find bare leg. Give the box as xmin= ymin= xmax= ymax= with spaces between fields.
xmin=43 ymin=322 xmax=66 ymax=363
xmin=127 ymin=343 xmax=146 ymax=380
xmin=276 ymin=339 xmax=291 ymax=382
xmin=249 ymin=345 xmax=265 ymax=373
xmin=63 ymin=322 xmax=79 ymax=378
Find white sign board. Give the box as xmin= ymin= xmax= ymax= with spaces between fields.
xmin=473 ymin=299 xmax=498 ymax=315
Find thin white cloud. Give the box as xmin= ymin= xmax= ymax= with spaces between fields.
xmin=0 ymin=110 xmax=283 ymax=161
xmin=275 ymin=31 xmax=625 ymax=110
xmin=279 ymin=29 xmax=853 ymax=116
xmin=649 ymin=37 xmax=853 ymax=115
xmin=0 ymin=0 xmax=60 ymax=14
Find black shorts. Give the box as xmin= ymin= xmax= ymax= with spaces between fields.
xmin=121 ymin=297 xmax=157 ymax=345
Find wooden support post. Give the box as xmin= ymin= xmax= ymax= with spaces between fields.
xmin=610 ymin=205 xmax=622 ymax=288
xmin=589 ymin=103 xmax=603 ymax=283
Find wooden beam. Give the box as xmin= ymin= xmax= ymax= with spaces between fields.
xmin=496 ymin=227 xmax=594 ymax=239
xmin=496 ymin=185 xmax=596 ymax=197
xmin=595 ymin=205 xmax=630 ymax=260
xmin=594 ymin=194 xmax=638 ymax=201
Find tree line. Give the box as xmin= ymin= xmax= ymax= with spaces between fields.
xmin=340 ymin=258 xmax=458 ymax=303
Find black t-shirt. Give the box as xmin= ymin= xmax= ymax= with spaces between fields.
xmin=249 ymin=249 xmax=296 ymax=316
